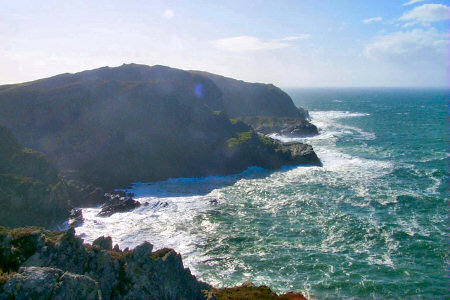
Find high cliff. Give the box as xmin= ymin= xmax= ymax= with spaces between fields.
xmin=0 ymin=64 xmax=320 ymax=191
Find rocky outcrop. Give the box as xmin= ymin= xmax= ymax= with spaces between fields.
xmin=0 ymin=227 xmax=209 ymax=299
xmin=97 ymin=192 xmax=141 ymax=217
xmin=239 ymin=116 xmax=319 ymax=137
xmin=212 ymin=281 xmax=307 ymax=300
xmin=0 ymin=64 xmax=321 ymax=191
xmin=0 ymin=227 xmax=308 ymax=300
xmin=1 ymin=266 xmax=101 ymax=300
xmin=278 ymin=143 xmax=321 ymax=166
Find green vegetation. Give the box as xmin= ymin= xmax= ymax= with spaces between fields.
xmin=0 ymin=126 xmax=70 ymax=228
xmin=150 ymin=248 xmax=172 ymax=260
xmin=212 ymin=283 xmax=307 ymax=300
xmin=227 ymin=130 xmax=254 ymax=148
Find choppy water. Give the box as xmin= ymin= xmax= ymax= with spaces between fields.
xmin=76 ymin=88 xmax=449 ymax=299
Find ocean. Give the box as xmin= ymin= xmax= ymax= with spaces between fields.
xmin=76 ymin=88 xmax=449 ymax=299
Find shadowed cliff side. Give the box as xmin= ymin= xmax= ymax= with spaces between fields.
xmin=0 ymin=126 xmax=70 ymax=228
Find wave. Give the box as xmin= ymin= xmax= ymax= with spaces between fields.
xmin=310 ymin=110 xmax=370 ymax=119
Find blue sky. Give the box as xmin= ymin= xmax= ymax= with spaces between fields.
xmin=1 ymin=0 xmax=448 ymax=86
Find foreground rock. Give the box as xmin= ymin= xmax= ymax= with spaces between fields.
xmin=239 ymin=116 xmax=319 ymax=137
xmin=0 ymin=227 xmax=307 ymax=300
xmin=98 ymin=191 xmax=141 ymax=217
xmin=2 ymin=266 xmax=101 ymax=300
xmin=0 ymin=227 xmax=209 ymax=299
xmin=212 ymin=281 xmax=307 ymax=300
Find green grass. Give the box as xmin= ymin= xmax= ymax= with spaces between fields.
xmin=227 ymin=130 xmax=254 ymax=148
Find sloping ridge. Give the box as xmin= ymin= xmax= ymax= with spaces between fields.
xmin=190 ymin=70 xmax=309 ymax=118
xmin=0 ymin=64 xmax=320 ymax=190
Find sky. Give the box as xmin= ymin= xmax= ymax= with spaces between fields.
xmin=1 ymin=0 xmax=449 ymax=87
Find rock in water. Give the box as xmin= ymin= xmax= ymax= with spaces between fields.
xmin=279 ymin=142 xmax=322 ymax=166
xmin=97 ymin=192 xmax=141 ymax=217
xmin=68 ymin=208 xmax=84 ymax=228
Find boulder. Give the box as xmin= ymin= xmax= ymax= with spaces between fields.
xmin=97 ymin=192 xmax=141 ymax=217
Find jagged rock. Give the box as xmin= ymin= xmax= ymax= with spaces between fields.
xmin=97 ymin=192 xmax=141 ymax=217
xmin=68 ymin=208 xmax=84 ymax=228
xmin=278 ymin=142 xmax=322 ymax=166
xmin=0 ymin=266 xmax=101 ymax=300
xmin=132 ymin=241 xmax=153 ymax=260
xmin=280 ymin=120 xmax=319 ymax=137
xmin=92 ymin=236 xmax=112 ymax=250
xmin=0 ymin=228 xmax=211 ymax=300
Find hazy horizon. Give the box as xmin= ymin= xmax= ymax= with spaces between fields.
xmin=1 ymin=0 xmax=449 ymax=87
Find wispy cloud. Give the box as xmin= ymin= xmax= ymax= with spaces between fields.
xmin=364 ymin=28 xmax=447 ymax=65
xmin=399 ymin=4 xmax=450 ymax=26
xmin=279 ymin=34 xmax=310 ymax=41
xmin=163 ymin=9 xmax=175 ymax=19
xmin=363 ymin=17 xmax=383 ymax=24
xmin=212 ymin=35 xmax=309 ymax=52
xmin=402 ymin=0 xmax=424 ymax=6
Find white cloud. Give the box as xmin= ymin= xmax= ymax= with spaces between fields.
xmin=402 ymin=0 xmax=424 ymax=6
xmin=399 ymin=4 xmax=450 ymax=26
xmin=212 ymin=35 xmax=308 ymax=52
xmin=364 ymin=28 xmax=447 ymax=65
xmin=279 ymin=34 xmax=310 ymax=41
xmin=363 ymin=17 xmax=383 ymax=24
xmin=163 ymin=9 xmax=175 ymax=19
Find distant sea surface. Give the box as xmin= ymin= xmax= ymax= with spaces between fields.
xmin=76 ymin=88 xmax=449 ymax=299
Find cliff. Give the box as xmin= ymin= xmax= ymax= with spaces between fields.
xmin=0 ymin=126 xmax=71 ymax=228
xmin=0 ymin=64 xmax=320 ymax=191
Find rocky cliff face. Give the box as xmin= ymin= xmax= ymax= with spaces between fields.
xmin=239 ymin=116 xmax=319 ymax=137
xmin=0 ymin=126 xmax=71 ymax=228
xmin=0 ymin=227 xmax=307 ymax=300
xmin=0 ymin=227 xmax=209 ymax=299
xmin=0 ymin=64 xmax=320 ymax=191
